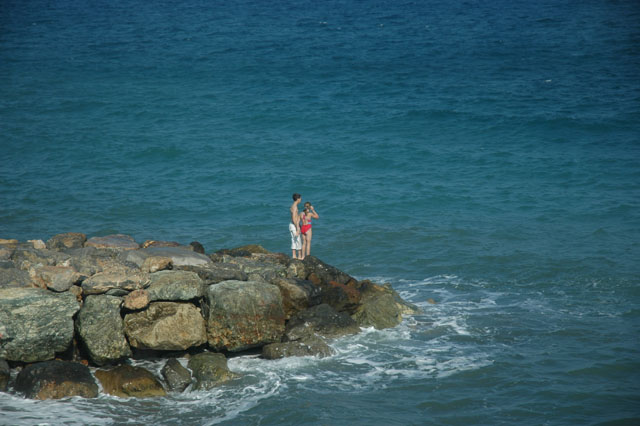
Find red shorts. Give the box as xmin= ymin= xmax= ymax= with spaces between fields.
xmin=301 ymin=224 xmax=312 ymax=235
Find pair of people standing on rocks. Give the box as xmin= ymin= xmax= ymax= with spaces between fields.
xmin=289 ymin=193 xmax=319 ymax=259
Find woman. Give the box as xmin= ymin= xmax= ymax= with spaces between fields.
xmin=300 ymin=202 xmax=319 ymax=259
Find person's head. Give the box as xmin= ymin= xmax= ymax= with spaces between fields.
xmin=304 ymin=202 xmax=311 ymax=209
xmin=303 ymin=207 xmax=309 ymax=214
xmin=292 ymin=193 xmax=301 ymax=202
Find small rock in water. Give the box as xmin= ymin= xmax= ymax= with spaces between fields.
xmin=161 ymin=358 xmax=192 ymax=392
xmin=95 ymin=365 xmax=166 ymax=398
xmin=14 ymin=360 xmax=98 ymax=400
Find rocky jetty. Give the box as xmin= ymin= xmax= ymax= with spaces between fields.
xmin=0 ymin=233 xmax=420 ymax=400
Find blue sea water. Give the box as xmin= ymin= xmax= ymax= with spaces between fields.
xmin=1 ymin=0 xmax=639 ymax=424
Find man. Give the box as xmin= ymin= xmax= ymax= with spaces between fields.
xmin=289 ymin=193 xmax=302 ymax=259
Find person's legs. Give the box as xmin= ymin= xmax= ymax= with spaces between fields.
xmin=306 ymin=229 xmax=312 ymax=257
xmin=290 ymin=224 xmax=301 ymax=259
xmin=301 ymin=232 xmax=308 ymax=260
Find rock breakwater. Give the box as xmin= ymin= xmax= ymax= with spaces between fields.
xmin=0 ymin=233 xmax=420 ymax=400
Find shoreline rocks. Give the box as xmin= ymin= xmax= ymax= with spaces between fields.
xmin=0 ymin=232 xmax=422 ymax=400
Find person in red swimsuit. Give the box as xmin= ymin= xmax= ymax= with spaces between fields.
xmin=300 ymin=202 xmax=319 ymax=259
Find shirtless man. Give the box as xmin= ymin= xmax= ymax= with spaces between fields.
xmin=289 ymin=193 xmax=302 ymax=259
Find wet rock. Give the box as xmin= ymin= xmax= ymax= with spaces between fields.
xmin=262 ymin=336 xmax=334 ymax=359
xmin=272 ymin=277 xmax=322 ymax=319
xmin=284 ymin=304 xmax=360 ymax=342
xmin=14 ymin=360 xmax=98 ymax=400
xmin=204 ymin=280 xmax=285 ymax=352
xmin=29 ymin=265 xmax=81 ymax=292
xmin=0 ymin=359 xmax=9 ymax=391
xmin=176 ymin=263 xmax=247 ymax=285
xmin=123 ymin=289 xmax=150 ymax=310
xmin=81 ymin=267 xmax=149 ymax=295
xmin=189 ymin=241 xmax=205 ymax=254
xmin=0 ymin=267 xmax=31 ymax=288
xmin=123 ymin=246 xmax=212 ymax=268
xmin=0 ymin=288 xmax=79 ymax=362
xmin=85 ymin=234 xmax=139 ymax=251
xmin=95 ymin=365 xmax=166 ymax=398
xmin=161 ymin=358 xmax=191 ymax=392
xmin=141 ymin=256 xmax=173 ymax=273
xmin=124 ymin=302 xmax=207 ymax=351
xmin=302 ymin=256 xmax=354 ymax=286
xmin=76 ymin=295 xmax=132 ymax=366
xmin=46 ymin=232 xmax=87 ymax=251
xmin=187 ymin=352 xmax=238 ymax=390
xmin=351 ymin=281 xmax=421 ymax=329
xmin=146 ymin=270 xmax=204 ymax=302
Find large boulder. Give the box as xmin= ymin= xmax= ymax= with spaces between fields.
xmin=161 ymin=358 xmax=192 ymax=392
xmin=272 ymin=277 xmax=322 ymax=319
xmin=81 ymin=267 xmax=149 ymax=295
xmin=95 ymin=365 xmax=166 ymax=398
xmin=65 ymin=247 xmax=124 ymax=277
xmin=124 ymin=302 xmax=207 ymax=351
xmin=223 ymin=257 xmax=287 ymax=283
xmin=0 ymin=359 xmax=9 ymax=391
xmin=14 ymin=361 xmax=98 ymax=400
xmin=85 ymin=234 xmax=139 ymax=251
xmin=146 ymin=270 xmax=204 ymax=302
xmin=262 ymin=336 xmax=334 ymax=360
xmin=0 ymin=288 xmax=79 ymax=362
xmin=46 ymin=232 xmax=87 ymax=251
xmin=187 ymin=352 xmax=238 ymax=390
xmin=204 ymin=280 xmax=285 ymax=352
xmin=215 ymin=244 xmax=271 ymax=258
xmin=0 ymin=267 xmax=31 ymax=288
xmin=284 ymin=304 xmax=360 ymax=342
xmin=28 ymin=265 xmax=81 ymax=292
xmin=351 ymin=281 xmax=421 ymax=329
xmin=123 ymin=247 xmax=212 ymax=268
xmin=141 ymin=256 xmax=173 ymax=273
xmin=176 ymin=263 xmax=247 ymax=285
xmin=75 ymin=295 xmax=132 ymax=365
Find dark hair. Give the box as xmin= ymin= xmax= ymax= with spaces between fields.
xmin=292 ymin=193 xmax=301 ymax=201
xmin=304 ymin=201 xmax=311 ymax=207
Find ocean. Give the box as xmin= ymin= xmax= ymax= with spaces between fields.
xmin=1 ymin=0 xmax=639 ymax=424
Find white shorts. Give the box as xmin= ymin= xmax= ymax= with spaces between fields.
xmin=289 ymin=223 xmax=301 ymax=250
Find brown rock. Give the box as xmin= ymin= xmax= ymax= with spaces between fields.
xmin=0 ymin=239 xmax=19 ymax=245
xmin=14 ymin=360 xmax=98 ymax=400
xmin=123 ymin=289 xmax=150 ymax=310
xmin=141 ymin=256 xmax=173 ymax=273
xmin=141 ymin=240 xmax=181 ymax=249
xmin=85 ymin=234 xmax=139 ymax=251
xmin=95 ymin=365 xmax=166 ymax=398
xmin=124 ymin=302 xmax=207 ymax=350
xmin=46 ymin=233 xmax=87 ymax=250
xmin=29 ymin=265 xmax=81 ymax=292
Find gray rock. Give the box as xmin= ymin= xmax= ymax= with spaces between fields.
xmin=14 ymin=361 xmax=98 ymax=400
xmin=11 ymin=246 xmax=70 ymax=270
xmin=262 ymin=336 xmax=334 ymax=359
xmin=81 ymin=267 xmax=150 ymax=295
xmin=123 ymin=247 xmax=212 ymax=268
xmin=76 ymin=295 xmax=132 ymax=365
xmin=223 ymin=257 xmax=287 ymax=283
xmin=189 ymin=241 xmax=205 ymax=254
xmin=161 ymin=358 xmax=191 ymax=392
xmin=65 ymin=247 xmax=122 ymax=276
xmin=187 ymin=352 xmax=238 ymax=391
xmin=0 ymin=288 xmax=79 ymax=362
xmin=285 ymin=304 xmax=361 ymax=342
xmin=176 ymin=263 xmax=247 ymax=285
xmin=46 ymin=232 xmax=87 ymax=251
xmin=124 ymin=302 xmax=207 ymax=351
xmin=0 ymin=359 xmax=9 ymax=391
xmin=29 ymin=265 xmax=81 ymax=292
xmin=351 ymin=281 xmax=422 ymax=329
xmin=0 ymin=246 xmax=14 ymax=261
xmin=0 ymin=267 xmax=31 ymax=288
xmin=146 ymin=270 xmax=204 ymax=302
xmin=204 ymin=280 xmax=285 ymax=352
xmin=85 ymin=234 xmax=139 ymax=251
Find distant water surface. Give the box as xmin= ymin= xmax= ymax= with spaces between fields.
xmin=1 ymin=0 xmax=639 ymax=424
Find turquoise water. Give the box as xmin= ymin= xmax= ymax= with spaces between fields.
xmin=1 ymin=0 xmax=639 ymax=424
